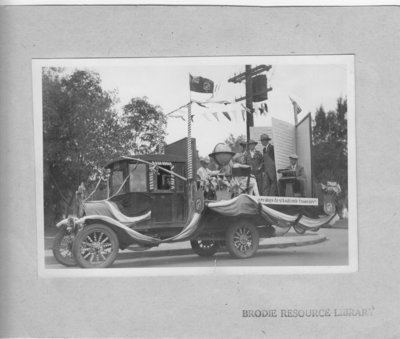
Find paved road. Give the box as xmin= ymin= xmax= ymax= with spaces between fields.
xmin=44 ymin=220 xmax=349 ymax=269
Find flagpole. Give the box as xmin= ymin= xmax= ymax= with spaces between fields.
xmin=294 ymin=106 xmax=299 ymax=126
xmin=290 ymin=96 xmax=299 ymax=126
xmin=187 ymin=101 xmax=193 ymax=181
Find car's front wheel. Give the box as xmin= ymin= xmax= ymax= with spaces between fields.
xmin=72 ymin=224 xmax=119 ymax=268
xmin=225 ymin=220 xmax=259 ymax=259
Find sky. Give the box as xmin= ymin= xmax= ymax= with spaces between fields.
xmin=49 ymin=56 xmax=351 ymax=157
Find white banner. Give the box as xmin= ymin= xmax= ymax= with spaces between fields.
xmin=257 ymin=196 xmax=319 ymax=206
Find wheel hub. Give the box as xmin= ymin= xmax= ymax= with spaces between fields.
xmin=233 ymin=227 xmax=253 ymax=251
xmin=81 ymin=232 xmax=112 ymax=262
xmin=239 ymin=234 xmax=249 ymax=245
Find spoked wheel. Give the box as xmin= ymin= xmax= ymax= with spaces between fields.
xmin=190 ymin=240 xmax=220 ymax=257
xmin=72 ymin=224 xmax=119 ymax=268
xmin=293 ymin=223 xmax=306 ymax=234
xmin=225 ymin=221 xmax=259 ymax=259
xmin=52 ymin=226 xmax=77 ymax=267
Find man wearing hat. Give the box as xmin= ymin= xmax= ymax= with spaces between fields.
xmin=197 ymin=156 xmax=219 ymax=199
xmin=197 ymin=157 xmax=211 ymax=183
xmin=278 ymin=154 xmax=306 ymax=197
xmin=241 ymin=139 xmax=263 ymax=193
xmin=260 ymin=133 xmax=277 ymax=196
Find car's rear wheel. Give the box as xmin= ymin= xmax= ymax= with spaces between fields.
xmin=225 ymin=220 xmax=259 ymax=259
xmin=190 ymin=240 xmax=220 ymax=257
xmin=72 ymin=224 xmax=119 ymax=268
xmin=52 ymin=226 xmax=77 ymax=267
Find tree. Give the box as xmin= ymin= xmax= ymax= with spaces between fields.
xmin=312 ymin=97 xmax=348 ymax=205
xmin=121 ymin=97 xmax=167 ymax=155
xmin=224 ymin=134 xmax=246 ymax=153
xmin=43 ymin=68 xmax=124 ymax=222
xmin=42 ymin=69 xmax=167 ymax=226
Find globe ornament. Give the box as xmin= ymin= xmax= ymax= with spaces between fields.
xmin=209 ymin=143 xmax=236 ymax=167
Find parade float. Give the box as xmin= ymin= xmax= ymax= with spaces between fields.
xmin=52 ymin=68 xmax=341 ymax=268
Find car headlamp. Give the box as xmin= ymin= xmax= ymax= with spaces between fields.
xmin=66 ymin=217 xmax=75 ymax=232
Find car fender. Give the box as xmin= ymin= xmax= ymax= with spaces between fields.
xmin=80 ymin=215 xmax=160 ymax=246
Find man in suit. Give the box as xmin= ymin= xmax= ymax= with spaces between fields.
xmin=241 ymin=139 xmax=263 ymax=193
xmin=260 ymin=133 xmax=277 ymax=196
xmin=278 ymin=154 xmax=306 ymax=197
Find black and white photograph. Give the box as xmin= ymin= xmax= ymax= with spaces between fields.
xmin=34 ymin=56 xmax=356 ymax=274
xmin=2 ymin=4 xmax=400 ymax=338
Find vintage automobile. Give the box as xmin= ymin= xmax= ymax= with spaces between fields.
xmin=52 ymin=142 xmax=339 ymax=269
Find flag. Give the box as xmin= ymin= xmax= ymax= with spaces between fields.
xmin=189 ymin=74 xmax=214 ymax=93
xmin=289 ymin=97 xmax=302 ymax=114
xmin=202 ymin=113 xmax=212 ymax=122
xmin=169 ymin=114 xmax=186 ymax=121
xmin=222 ymin=111 xmax=231 ymax=121
xmin=212 ymin=112 xmax=220 ymax=122
xmin=193 ymin=100 xmax=207 ymax=108
xmin=241 ymin=103 xmax=254 ymax=114
xmin=231 ymin=110 xmax=238 ymax=122
xmin=258 ymin=103 xmax=268 ymax=116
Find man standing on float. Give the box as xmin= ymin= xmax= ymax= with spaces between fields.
xmin=260 ymin=133 xmax=277 ymax=196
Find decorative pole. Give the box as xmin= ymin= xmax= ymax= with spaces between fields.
xmin=245 ymin=65 xmax=253 ymax=144
xmin=187 ymin=101 xmax=193 ymax=180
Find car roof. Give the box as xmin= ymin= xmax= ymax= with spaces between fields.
xmin=105 ymin=154 xmax=187 ymax=168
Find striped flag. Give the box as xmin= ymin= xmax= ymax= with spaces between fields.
xmin=289 ymin=97 xmax=302 ymax=114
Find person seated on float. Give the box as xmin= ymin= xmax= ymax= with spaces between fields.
xmin=208 ymin=143 xmax=238 ymax=193
xmin=196 ymin=157 xmax=211 ymax=188
xmin=231 ymin=153 xmax=260 ymax=196
xmin=278 ymin=154 xmax=306 ymax=197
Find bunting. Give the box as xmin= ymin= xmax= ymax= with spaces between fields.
xmin=167 ymin=99 xmax=260 ymax=124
